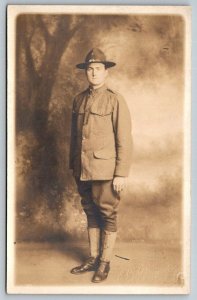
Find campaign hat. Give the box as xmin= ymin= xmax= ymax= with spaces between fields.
xmin=76 ymin=48 xmax=116 ymax=69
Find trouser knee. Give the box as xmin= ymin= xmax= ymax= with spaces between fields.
xmin=81 ymin=198 xmax=101 ymax=228
xmin=100 ymin=211 xmax=118 ymax=232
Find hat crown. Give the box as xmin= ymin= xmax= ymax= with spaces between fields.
xmin=76 ymin=48 xmax=115 ymax=69
xmin=85 ymin=48 xmax=106 ymax=63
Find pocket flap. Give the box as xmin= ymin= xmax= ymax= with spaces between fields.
xmin=94 ymin=148 xmax=116 ymax=159
xmin=90 ymin=101 xmax=113 ymax=116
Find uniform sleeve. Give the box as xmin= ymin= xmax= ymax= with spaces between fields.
xmin=112 ymin=94 xmax=133 ymax=177
xmin=69 ymin=98 xmax=77 ymax=170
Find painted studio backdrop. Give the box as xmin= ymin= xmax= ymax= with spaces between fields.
xmin=16 ymin=14 xmax=184 ymax=246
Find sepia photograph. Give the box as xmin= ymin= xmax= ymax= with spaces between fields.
xmin=7 ymin=5 xmax=191 ymax=294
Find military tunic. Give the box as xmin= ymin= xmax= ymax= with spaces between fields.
xmin=69 ymin=84 xmax=132 ymax=181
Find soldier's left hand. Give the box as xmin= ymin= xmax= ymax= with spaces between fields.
xmin=113 ymin=176 xmax=127 ymax=193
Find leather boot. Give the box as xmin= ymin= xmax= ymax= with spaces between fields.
xmin=92 ymin=230 xmax=117 ymax=282
xmin=92 ymin=260 xmax=110 ymax=283
xmin=70 ymin=228 xmax=101 ymax=275
xmin=70 ymin=256 xmax=99 ymax=275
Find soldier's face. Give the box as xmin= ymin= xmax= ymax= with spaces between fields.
xmin=86 ymin=63 xmax=108 ymax=88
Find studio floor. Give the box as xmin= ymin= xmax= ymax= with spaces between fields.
xmin=13 ymin=240 xmax=183 ymax=287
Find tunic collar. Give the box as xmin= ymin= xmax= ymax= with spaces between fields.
xmin=88 ymin=84 xmax=107 ymax=96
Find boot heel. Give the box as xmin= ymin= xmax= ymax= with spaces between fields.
xmin=92 ymin=261 xmax=110 ymax=283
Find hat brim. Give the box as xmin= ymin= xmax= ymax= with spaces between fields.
xmin=76 ymin=61 xmax=116 ymax=69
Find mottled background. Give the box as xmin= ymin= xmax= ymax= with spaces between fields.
xmin=16 ymin=14 xmax=184 ymax=244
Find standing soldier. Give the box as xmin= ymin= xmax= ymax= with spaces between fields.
xmin=69 ymin=48 xmax=132 ymax=283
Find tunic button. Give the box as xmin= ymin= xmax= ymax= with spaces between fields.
xmin=82 ymin=136 xmax=86 ymax=140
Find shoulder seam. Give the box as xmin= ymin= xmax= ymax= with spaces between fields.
xmin=107 ymin=87 xmax=118 ymax=94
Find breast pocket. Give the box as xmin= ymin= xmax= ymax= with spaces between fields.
xmin=90 ymin=106 xmax=113 ymax=135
